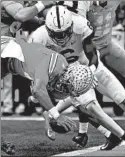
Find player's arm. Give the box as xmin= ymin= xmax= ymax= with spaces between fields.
xmin=32 ymin=59 xmax=53 ymax=111
xmin=83 ymin=34 xmax=99 ymax=68
xmin=80 ymin=18 xmax=98 ymax=68
xmin=2 ymin=1 xmax=45 ymax=22
xmin=31 ymin=54 xmax=60 ymax=119
xmin=27 ymin=26 xmax=47 ymax=44
xmin=31 ymin=53 xmax=76 ymax=133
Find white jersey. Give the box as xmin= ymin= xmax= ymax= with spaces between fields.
xmin=28 ymin=15 xmax=92 ymax=64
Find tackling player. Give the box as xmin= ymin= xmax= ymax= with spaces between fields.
xmin=2 ymin=37 xmax=125 ymax=151
xmin=1 ymin=37 xmax=97 ymax=134
xmin=28 ymin=4 xmax=125 ymax=150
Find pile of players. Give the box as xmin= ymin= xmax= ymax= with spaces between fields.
xmin=1 ymin=1 xmax=125 ymax=155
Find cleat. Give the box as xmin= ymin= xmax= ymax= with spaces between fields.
xmin=121 ymin=133 xmax=125 ymax=140
xmin=45 ymin=127 xmax=56 ymax=141
xmin=1 ymin=142 xmax=15 ymax=155
xmin=72 ymin=133 xmax=88 ymax=148
xmin=120 ymin=140 xmax=125 ymax=146
xmin=100 ymin=133 xmax=122 ymax=150
xmin=76 ymin=144 xmax=83 ymax=149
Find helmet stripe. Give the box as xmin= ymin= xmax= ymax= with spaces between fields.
xmin=56 ymin=5 xmax=61 ymax=29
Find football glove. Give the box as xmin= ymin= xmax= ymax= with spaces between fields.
xmin=49 ymin=115 xmax=76 ymax=134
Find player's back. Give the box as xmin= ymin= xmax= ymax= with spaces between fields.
xmin=14 ymin=42 xmax=56 ymax=79
xmin=13 ymin=42 xmax=68 ymax=82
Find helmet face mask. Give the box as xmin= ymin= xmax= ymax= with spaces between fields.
xmin=45 ymin=5 xmax=73 ymax=47
xmin=46 ymin=22 xmax=73 ymax=46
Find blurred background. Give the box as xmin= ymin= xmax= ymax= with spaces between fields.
xmin=1 ymin=1 xmax=125 ymax=117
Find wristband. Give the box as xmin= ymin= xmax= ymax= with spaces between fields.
xmin=35 ymin=1 xmax=45 ymax=13
xmin=48 ymin=107 xmax=60 ymax=120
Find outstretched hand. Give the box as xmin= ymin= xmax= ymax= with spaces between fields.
xmin=49 ymin=115 xmax=76 ymax=134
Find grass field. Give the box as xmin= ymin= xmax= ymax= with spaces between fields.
xmin=1 ymin=112 xmax=125 ymax=157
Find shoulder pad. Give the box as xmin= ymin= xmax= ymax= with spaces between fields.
xmin=72 ymin=14 xmax=92 ymax=36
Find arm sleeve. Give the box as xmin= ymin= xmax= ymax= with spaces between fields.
xmin=1 ymin=1 xmax=24 ymax=18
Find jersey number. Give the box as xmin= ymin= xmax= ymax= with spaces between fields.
xmin=60 ymin=49 xmax=78 ymax=63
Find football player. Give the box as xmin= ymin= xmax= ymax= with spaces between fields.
xmin=1 ymin=37 xmax=82 ymax=132
xmin=1 ymin=37 xmax=125 ymax=151
xmin=68 ymin=0 xmax=125 ymax=77
xmin=28 ymin=4 xmax=125 ymax=150
xmin=55 ymin=1 xmax=125 ymax=149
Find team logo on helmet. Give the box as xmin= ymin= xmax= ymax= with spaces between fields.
xmin=58 ymin=62 xmax=94 ymax=97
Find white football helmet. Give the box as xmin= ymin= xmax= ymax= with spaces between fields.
xmin=45 ymin=5 xmax=73 ymax=46
xmin=57 ymin=62 xmax=95 ymax=97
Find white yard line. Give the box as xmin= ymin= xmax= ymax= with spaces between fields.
xmin=1 ymin=116 xmax=45 ymax=121
xmin=1 ymin=116 xmax=125 ymax=121
xmin=52 ymin=142 xmax=125 ymax=156
xmin=52 ymin=145 xmax=102 ymax=156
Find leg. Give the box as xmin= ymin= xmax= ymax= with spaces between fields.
xmin=86 ymin=100 xmax=125 ymax=138
xmin=95 ymin=60 xmax=125 ymax=111
xmin=1 ymin=58 xmax=10 ymax=79
xmin=72 ymin=112 xmax=89 ymax=148
xmin=56 ymin=97 xmax=89 ymax=147
xmin=73 ymin=89 xmax=125 ymax=149
xmin=102 ymin=39 xmax=125 ymax=78
xmin=73 ymin=105 xmax=121 ymax=150
xmin=2 ymin=74 xmax=13 ymax=115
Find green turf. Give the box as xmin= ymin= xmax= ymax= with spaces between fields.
xmin=1 ymin=119 xmax=125 ymax=156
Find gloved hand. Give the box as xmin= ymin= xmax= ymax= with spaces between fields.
xmin=49 ymin=115 xmax=76 ymax=134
